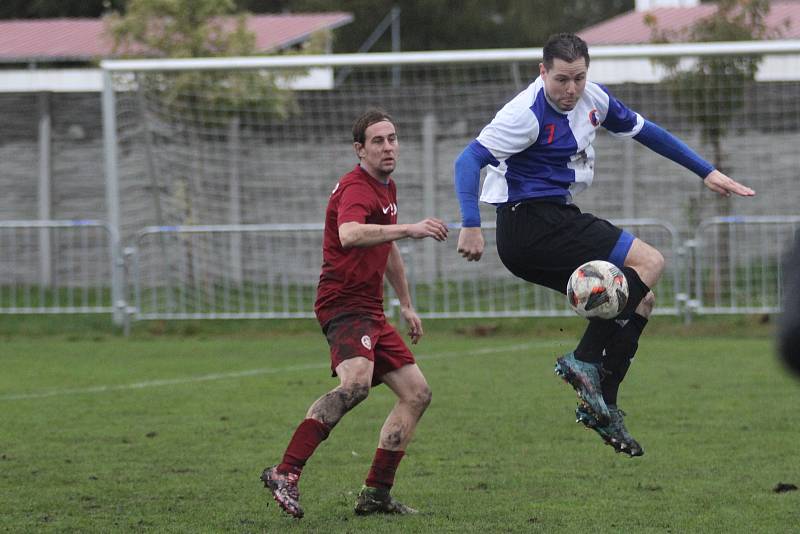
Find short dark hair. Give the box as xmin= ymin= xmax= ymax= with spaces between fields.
xmin=352 ymin=108 xmax=394 ymax=145
xmin=542 ymin=33 xmax=590 ymax=70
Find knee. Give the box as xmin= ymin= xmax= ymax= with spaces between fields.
xmin=650 ymin=249 xmax=666 ymax=279
xmin=627 ymin=245 xmax=665 ymax=288
xmin=419 ymin=385 xmax=433 ymax=410
xmin=636 ymin=290 xmax=656 ymax=317
xmin=408 ymin=384 xmax=432 ymax=413
xmin=634 ymin=249 xmax=665 ymax=284
xmin=341 ymin=381 xmax=370 ymax=407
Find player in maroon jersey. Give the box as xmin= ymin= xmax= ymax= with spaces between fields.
xmin=261 ymin=109 xmax=448 ymax=519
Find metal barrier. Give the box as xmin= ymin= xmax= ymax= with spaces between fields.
xmin=126 ymin=219 xmax=681 ymax=321
xmin=6 ymin=217 xmax=795 ymax=321
xmin=20 ymin=216 xmax=798 ymax=321
xmin=129 ymin=224 xmax=324 ymax=320
xmin=691 ymin=216 xmax=800 ymax=314
xmin=401 ymin=219 xmax=681 ymax=318
xmin=0 ymin=220 xmax=119 ymax=314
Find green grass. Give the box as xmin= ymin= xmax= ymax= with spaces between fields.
xmin=1 ymin=316 xmax=798 ymax=532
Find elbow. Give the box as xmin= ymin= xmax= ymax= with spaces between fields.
xmin=339 ymin=232 xmax=357 ymax=249
xmin=339 ymin=224 xmax=358 ymax=249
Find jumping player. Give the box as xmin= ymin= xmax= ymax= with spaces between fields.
xmin=453 ymin=33 xmax=755 ymax=456
xmin=261 ymin=109 xmax=448 ymax=518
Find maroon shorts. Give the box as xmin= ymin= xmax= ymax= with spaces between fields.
xmin=322 ymin=313 xmax=415 ymax=387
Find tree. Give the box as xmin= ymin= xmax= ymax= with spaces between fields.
xmin=106 ymin=0 xmax=313 ymax=115
xmin=235 ymin=0 xmax=634 ymax=52
xmin=2 ymin=0 xmax=635 ymax=52
xmin=647 ymin=0 xmax=782 ymax=297
xmin=105 ymin=0 xmax=320 ymax=285
xmin=647 ymin=0 xmax=780 ymax=170
xmin=0 ymin=0 xmax=124 ymax=19
xmin=109 ymin=0 xmax=253 ymax=58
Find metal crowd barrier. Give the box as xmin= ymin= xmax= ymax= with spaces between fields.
xmin=690 ymin=216 xmax=800 ymax=315
xmin=6 ymin=217 xmax=794 ymax=322
xmin=128 ymin=224 xmax=324 ymax=320
xmin=125 ymin=219 xmax=681 ymax=321
xmin=398 ymin=219 xmax=681 ymax=318
xmin=0 ymin=220 xmax=118 ymax=314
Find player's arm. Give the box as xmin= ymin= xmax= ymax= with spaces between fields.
xmin=337 ymin=183 xmax=447 ymax=248
xmin=385 ymin=242 xmax=423 ymax=343
xmin=633 ymin=120 xmax=755 ymax=197
xmin=599 ymin=83 xmax=754 ymax=198
xmin=454 ymin=141 xmax=498 ymax=261
xmin=339 ymin=222 xmax=413 ymax=248
xmin=339 ymin=219 xmax=448 ymax=249
xmin=454 ymin=97 xmax=535 ymax=261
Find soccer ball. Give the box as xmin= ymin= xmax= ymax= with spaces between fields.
xmin=566 ymin=260 xmax=629 ymax=319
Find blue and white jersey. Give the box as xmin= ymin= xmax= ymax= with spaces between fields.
xmin=476 ymin=77 xmax=644 ymax=204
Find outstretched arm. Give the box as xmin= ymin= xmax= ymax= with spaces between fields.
xmin=385 ymin=242 xmax=423 ymax=344
xmin=702 ymin=169 xmax=755 ymax=197
xmin=634 ymin=120 xmax=755 ymax=197
xmin=339 ymin=218 xmax=448 ymax=249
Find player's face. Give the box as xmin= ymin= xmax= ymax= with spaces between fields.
xmin=355 ymin=120 xmax=398 ymax=180
xmin=540 ymin=57 xmax=587 ymax=112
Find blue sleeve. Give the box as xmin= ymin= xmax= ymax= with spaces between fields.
xmin=454 ymin=140 xmax=499 ymax=227
xmin=597 ymin=83 xmax=640 ymax=135
xmin=634 ymin=120 xmax=714 ymax=178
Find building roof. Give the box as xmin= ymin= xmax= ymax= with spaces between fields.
xmin=0 ymin=13 xmax=353 ymax=62
xmin=579 ymin=1 xmax=800 ymax=45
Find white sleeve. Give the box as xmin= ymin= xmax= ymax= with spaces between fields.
xmin=476 ymin=94 xmax=539 ymax=160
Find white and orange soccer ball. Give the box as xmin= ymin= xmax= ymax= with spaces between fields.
xmin=566 ymin=260 xmax=629 ymax=319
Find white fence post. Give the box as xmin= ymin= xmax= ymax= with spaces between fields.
xmin=37 ymin=92 xmax=52 ymax=288
xmin=101 ymin=70 xmax=124 ymax=326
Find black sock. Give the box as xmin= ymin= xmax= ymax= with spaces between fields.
xmin=619 ymin=267 xmax=650 ymax=319
xmin=574 ymin=319 xmax=619 ymax=363
xmin=601 ymin=313 xmax=649 ymax=405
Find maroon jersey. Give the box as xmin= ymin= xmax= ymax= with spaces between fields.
xmin=315 ymin=165 xmax=399 ymax=326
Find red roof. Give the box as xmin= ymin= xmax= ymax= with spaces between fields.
xmin=0 ymin=13 xmax=353 ymax=61
xmin=579 ymin=1 xmax=800 ymax=45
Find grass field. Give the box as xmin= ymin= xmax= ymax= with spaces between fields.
xmin=1 ymin=315 xmax=798 ymax=533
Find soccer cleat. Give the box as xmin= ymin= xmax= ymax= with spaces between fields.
xmin=576 ymin=404 xmax=644 ymax=457
xmin=555 ymin=352 xmax=611 ymax=426
xmin=354 ymin=485 xmax=418 ymax=515
xmin=261 ymin=465 xmax=304 ymax=519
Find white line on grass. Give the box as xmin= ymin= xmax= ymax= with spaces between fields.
xmin=0 ymin=340 xmax=561 ymax=402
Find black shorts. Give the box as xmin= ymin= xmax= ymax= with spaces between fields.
xmin=495 ymin=198 xmax=635 ymax=294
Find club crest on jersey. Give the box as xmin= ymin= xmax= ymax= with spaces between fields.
xmin=381 ymin=203 xmax=397 ymax=216
xmin=361 ymin=335 xmax=372 ymax=350
xmin=589 ymin=109 xmax=600 ymax=127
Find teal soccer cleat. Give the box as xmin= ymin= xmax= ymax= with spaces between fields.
xmin=555 ymin=352 xmax=611 ymax=426
xmin=576 ymin=404 xmax=644 ymax=457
